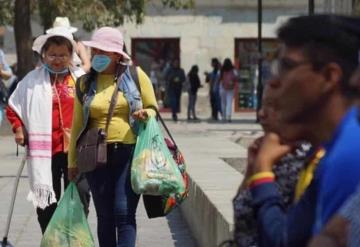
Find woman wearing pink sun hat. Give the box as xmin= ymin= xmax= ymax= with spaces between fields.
xmin=82 ymin=27 xmax=131 ymax=62
xmin=68 ymin=26 xmax=158 ymax=247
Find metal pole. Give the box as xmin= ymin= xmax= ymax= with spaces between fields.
xmin=309 ymin=0 xmax=315 ymax=15
xmin=256 ymin=0 xmax=263 ymax=119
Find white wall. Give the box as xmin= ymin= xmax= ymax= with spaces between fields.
xmin=123 ymin=15 xmax=288 ymax=75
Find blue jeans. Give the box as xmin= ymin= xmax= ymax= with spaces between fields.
xmin=169 ymin=88 xmax=182 ymax=120
xmin=0 ymin=105 xmax=3 ymax=127
xmin=86 ymin=144 xmax=139 ymax=247
xmin=187 ymin=93 xmax=197 ymax=119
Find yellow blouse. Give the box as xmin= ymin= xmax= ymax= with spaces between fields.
xmin=68 ymin=67 xmax=158 ymax=168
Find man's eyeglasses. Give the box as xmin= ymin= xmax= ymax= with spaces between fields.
xmin=46 ymin=54 xmax=69 ymax=62
xmin=271 ymin=58 xmax=311 ymax=78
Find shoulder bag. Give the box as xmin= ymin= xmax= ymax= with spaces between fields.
xmin=76 ymin=68 xmax=123 ymax=173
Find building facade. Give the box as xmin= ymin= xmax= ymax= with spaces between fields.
xmin=122 ymin=0 xmax=328 ymax=110
xmin=1 ymin=0 xmax=356 ymax=110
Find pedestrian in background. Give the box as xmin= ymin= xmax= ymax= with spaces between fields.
xmin=205 ymin=58 xmax=222 ymax=121
xmin=6 ymin=28 xmax=85 ymax=234
xmin=220 ymin=58 xmax=237 ymax=122
xmin=0 ymin=47 xmax=13 ymax=127
xmin=166 ymin=59 xmax=186 ymax=122
xmin=47 ymin=16 xmax=91 ymax=72
xmin=187 ymin=65 xmax=201 ymax=121
xmin=67 ymin=27 xmax=158 ymax=247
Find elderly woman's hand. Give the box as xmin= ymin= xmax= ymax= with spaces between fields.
xmin=132 ymin=109 xmax=149 ymax=121
xmin=15 ymin=127 xmax=26 ymax=146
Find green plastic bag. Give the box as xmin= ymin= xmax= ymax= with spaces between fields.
xmin=40 ymin=182 xmax=95 ymax=247
xmin=131 ymin=116 xmax=185 ymax=196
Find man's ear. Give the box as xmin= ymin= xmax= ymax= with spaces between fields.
xmin=322 ymin=62 xmax=343 ymax=92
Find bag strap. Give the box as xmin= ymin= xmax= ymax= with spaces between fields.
xmin=149 ymin=106 xmax=178 ymax=150
xmin=52 ymin=80 xmax=66 ymax=132
xmin=76 ymin=66 xmax=139 ymax=106
xmin=129 ymin=67 xmax=177 ymax=148
xmin=129 ymin=65 xmax=141 ymax=94
xmin=104 ymin=65 xmax=127 ymax=135
xmin=75 ymin=77 xmax=84 ymax=105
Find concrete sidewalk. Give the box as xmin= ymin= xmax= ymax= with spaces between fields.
xmin=0 ymin=111 xmax=261 ymax=246
xmin=161 ymin=112 xmax=261 ymax=247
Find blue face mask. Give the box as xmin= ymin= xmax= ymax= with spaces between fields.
xmin=91 ymin=55 xmax=112 ymax=72
xmin=43 ymin=63 xmax=69 ymax=75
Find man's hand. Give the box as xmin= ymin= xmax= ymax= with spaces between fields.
xmin=236 ymin=136 xmax=264 ymax=192
xmin=253 ymin=132 xmax=292 ymax=173
xmin=15 ymin=127 xmax=25 ymax=146
xmin=68 ymin=167 xmax=79 ymax=181
xmin=132 ymin=109 xmax=149 ymax=121
xmin=245 ymin=136 xmax=264 ymax=178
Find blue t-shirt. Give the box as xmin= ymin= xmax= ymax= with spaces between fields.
xmin=314 ymin=106 xmax=360 ymax=232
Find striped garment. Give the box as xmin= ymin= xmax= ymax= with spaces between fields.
xmin=8 ymin=66 xmax=84 ymax=209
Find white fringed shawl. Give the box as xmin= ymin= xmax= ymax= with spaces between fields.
xmin=8 ymin=66 xmax=84 ymax=209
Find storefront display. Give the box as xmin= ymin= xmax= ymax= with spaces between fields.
xmin=235 ymin=39 xmax=278 ymax=111
xmin=131 ymin=38 xmax=180 ymax=109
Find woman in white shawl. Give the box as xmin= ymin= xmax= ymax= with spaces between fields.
xmin=6 ymin=27 xmax=85 ymax=234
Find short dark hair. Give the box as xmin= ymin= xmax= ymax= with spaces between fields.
xmin=277 ymin=15 xmax=360 ymax=96
xmin=211 ymin=58 xmax=219 ymax=65
xmin=41 ymin=36 xmax=73 ymax=55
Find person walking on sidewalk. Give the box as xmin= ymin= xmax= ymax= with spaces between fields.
xmin=67 ymin=27 xmax=158 ymax=247
xmin=0 ymin=47 xmax=13 ymax=127
xmin=220 ymin=58 xmax=238 ymax=122
xmin=166 ymin=59 xmax=186 ymax=122
xmin=6 ymin=27 xmax=85 ymax=234
xmin=205 ymin=58 xmax=222 ymax=120
xmin=187 ymin=65 xmax=201 ymax=121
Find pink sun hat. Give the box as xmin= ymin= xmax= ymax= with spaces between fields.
xmin=83 ymin=27 xmax=131 ymax=62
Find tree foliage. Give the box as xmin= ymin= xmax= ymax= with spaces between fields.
xmin=1 ymin=0 xmax=194 ymax=31
xmin=0 ymin=0 xmax=193 ymax=79
xmin=0 ymin=0 xmax=14 ymax=25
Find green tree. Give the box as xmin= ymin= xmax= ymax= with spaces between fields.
xmin=0 ymin=0 xmax=194 ymax=79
